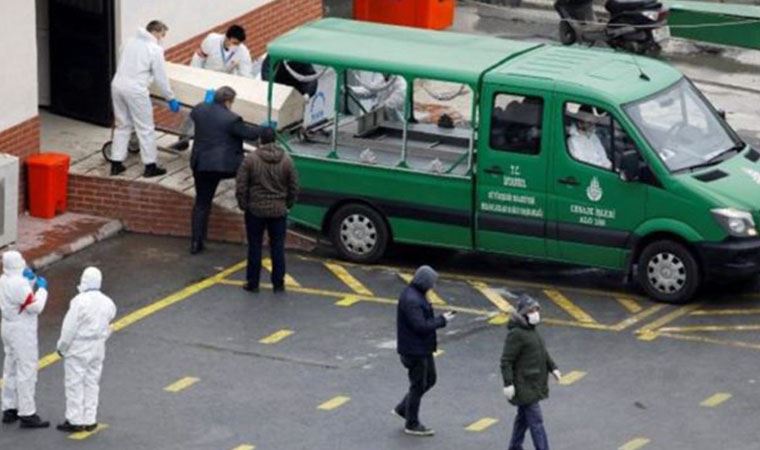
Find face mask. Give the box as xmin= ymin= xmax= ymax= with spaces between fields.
xmin=527 ymin=311 xmax=540 ymax=325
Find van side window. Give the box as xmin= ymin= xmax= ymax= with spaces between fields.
xmin=564 ymin=103 xmax=614 ymax=170
xmin=490 ymin=94 xmax=543 ymax=155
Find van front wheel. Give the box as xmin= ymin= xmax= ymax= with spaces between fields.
xmin=329 ymin=204 xmax=389 ymax=263
xmin=637 ymin=240 xmax=700 ymax=304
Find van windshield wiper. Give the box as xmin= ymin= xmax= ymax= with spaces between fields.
xmin=677 ymin=141 xmax=746 ymax=174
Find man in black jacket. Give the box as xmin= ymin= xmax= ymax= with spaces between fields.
xmin=188 ymin=86 xmax=265 ymax=254
xmin=394 ymin=265 xmax=455 ymax=437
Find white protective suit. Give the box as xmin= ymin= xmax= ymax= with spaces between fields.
xmin=0 ymin=251 xmax=48 ymax=416
xmin=190 ymin=33 xmax=254 ymax=78
xmin=111 ymin=28 xmax=175 ymax=165
xmin=349 ymin=71 xmax=407 ymax=122
xmin=57 ymin=267 xmax=116 ymax=427
xmin=567 ymin=124 xmax=612 ymax=170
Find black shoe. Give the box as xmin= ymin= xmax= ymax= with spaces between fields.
xmin=273 ymin=285 xmax=286 ymax=294
xmin=19 ymin=414 xmax=50 ymax=429
xmin=143 ymin=163 xmax=167 ymax=178
xmin=84 ymin=423 xmax=98 ymax=432
xmin=404 ymin=423 xmax=434 ymax=436
xmin=2 ymin=409 xmax=18 ymax=424
xmin=110 ymin=162 xmax=126 ymax=176
xmin=391 ymin=408 xmax=405 ymax=421
xmin=190 ymin=240 xmax=204 ymax=255
xmin=173 ymin=139 xmax=190 ymax=151
xmin=242 ymin=283 xmax=259 ymax=293
xmin=56 ymin=420 xmax=84 ymax=432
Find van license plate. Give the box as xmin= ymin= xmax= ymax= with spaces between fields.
xmin=653 ymin=26 xmax=671 ymax=42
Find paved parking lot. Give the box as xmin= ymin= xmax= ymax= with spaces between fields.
xmin=1 ymin=234 xmax=760 ymax=449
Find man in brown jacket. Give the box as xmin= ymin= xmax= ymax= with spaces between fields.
xmin=235 ymin=128 xmax=299 ymax=293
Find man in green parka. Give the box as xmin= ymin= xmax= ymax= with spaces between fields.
xmin=500 ymin=294 xmax=561 ymax=450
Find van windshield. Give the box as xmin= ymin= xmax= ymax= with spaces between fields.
xmin=624 ymin=79 xmax=742 ymax=173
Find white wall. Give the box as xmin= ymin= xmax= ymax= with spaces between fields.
xmin=117 ymin=0 xmax=274 ymax=49
xmin=0 ymin=0 xmax=38 ymax=131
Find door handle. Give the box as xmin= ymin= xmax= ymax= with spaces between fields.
xmin=558 ymin=176 xmax=579 ymax=186
xmin=484 ymin=165 xmax=504 ymax=175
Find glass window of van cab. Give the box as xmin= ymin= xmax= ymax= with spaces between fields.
xmin=564 ymin=103 xmax=641 ymax=172
xmin=490 ymin=94 xmax=543 ymax=155
xmin=624 ymin=79 xmax=738 ymax=173
xmin=329 ymin=69 xmax=407 ymax=166
xmin=403 ymin=79 xmax=473 ymax=176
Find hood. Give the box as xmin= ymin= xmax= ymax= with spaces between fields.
xmin=78 ymin=267 xmax=102 ymax=293
xmin=507 ymin=311 xmax=532 ymax=330
xmin=2 ymin=251 xmax=26 ymax=276
xmin=410 ymin=265 xmax=438 ymax=292
xmin=256 ymin=143 xmax=285 ymax=164
xmin=680 ymin=149 xmax=760 ymax=213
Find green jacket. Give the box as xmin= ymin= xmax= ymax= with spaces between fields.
xmin=500 ymin=313 xmax=558 ymax=406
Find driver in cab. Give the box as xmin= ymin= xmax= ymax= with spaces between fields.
xmin=567 ymin=105 xmax=612 ymax=170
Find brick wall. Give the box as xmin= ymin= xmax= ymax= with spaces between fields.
xmin=0 ymin=116 xmax=41 ymax=214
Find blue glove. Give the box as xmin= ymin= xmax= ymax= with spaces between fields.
xmin=168 ymin=99 xmax=180 ymax=113
xmin=204 ymin=89 xmax=215 ymax=104
xmin=35 ymin=276 xmax=48 ymax=290
xmin=23 ymin=268 xmax=35 ymax=281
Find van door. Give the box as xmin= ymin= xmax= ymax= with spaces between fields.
xmin=476 ymin=87 xmax=551 ymax=257
xmin=548 ymin=100 xmax=648 ymax=269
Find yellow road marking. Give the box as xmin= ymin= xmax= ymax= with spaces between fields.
xmin=489 ymin=313 xmax=510 ymax=325
xmin=619 ymin=437 xmax=650 ymax=450
xmin=470 ymin=281 xmax=513 ymax=313
xmin=324 ymin=262 xmax=373 ymax=295
xmin=544 ymin=290 xmax=597 ymax=324
xmin=609 ymin=305 xmax=667 ymax=332
xmin=433 ymin=349 xmax=445 ymax=357
xmin=616 ymin=297 xmax=643 ymax=314
xmin=335 ymin=295 xmax=362 ymax=307
xmin=232 ymin=445 xmax=255 ymax=450
xmin=660 ymin=324 xmax=760 ymax=333
xmin=635 ymin=303 xmax=703 ymax=341
xmin=259 ymin=329 xmax=294 ymax=344
xmin=558 ymin=370 xmax=586 ymax=386
xmin=318 ymin=395 xmax=351 ymax=410
xmin=164 ymin=376 xmax=200 ymax=393
xmin=262 ymin=258 xmax=300 ymax=287
xmin=465 ymin=417 xmax=499 ymax=432
xmin=701 ymin=392 xmax=732 ymax=407
xmin=69 ymin=423 xmax=109 ymax=440
xmin=398 ymin=273 xmax=446 ymax=305
xmin=691 ymin=308 xmax=760 ymax=316
xmin=656 ymin=330 xmax=760 ymax=351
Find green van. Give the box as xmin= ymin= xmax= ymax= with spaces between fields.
xmin=266 ymin=18 xmax=759 ymax=304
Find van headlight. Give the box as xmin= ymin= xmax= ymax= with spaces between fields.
xmin=711 ymin=208 xmax=758 ymax=237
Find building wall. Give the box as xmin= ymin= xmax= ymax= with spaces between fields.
xmin=0 ymin=0 xmax=40 ymax=213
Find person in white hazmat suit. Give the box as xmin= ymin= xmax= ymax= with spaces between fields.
xmin=0 ymin=251 xmax=50 ymax=429
xmin=55 ymin=267 xmax=116 ymax=433
xmin=349 ymin=71 xmax=407 ymax=122
xmin=110 ymin=20 xmax=178 ymax=179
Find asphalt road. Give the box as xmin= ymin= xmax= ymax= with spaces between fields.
xmin=1 ymin=233 xmax=759 ymax=449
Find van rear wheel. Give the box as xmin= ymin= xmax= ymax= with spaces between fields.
xmin=329 ymin=204 xmax=389 ymax=263
xmin=637 ymin=240 xmax=700 ymax=304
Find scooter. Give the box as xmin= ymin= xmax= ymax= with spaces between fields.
xmin=554 ymin=0 xmax=670 ymax=56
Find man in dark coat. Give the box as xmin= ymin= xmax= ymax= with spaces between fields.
xmin=394 ymin=265 xmax=455 ymax=437
xmin=501 ymin=294 xmax=561 ymax=450
xmin=188 ymin=86 xmax=264 ymax=254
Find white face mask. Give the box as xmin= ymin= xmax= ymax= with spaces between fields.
xmin=527 ymin=311 xmax=541 ymax=325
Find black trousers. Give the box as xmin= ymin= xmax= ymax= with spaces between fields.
xmin=191 ymin=171 xmax=231 ymax=244
xmin=244 ymin=212 xmax=287 ymax=289
xmin=396 ymin=354 xmax=437 ymax=428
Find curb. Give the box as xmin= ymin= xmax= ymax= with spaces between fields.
xmin=29 ymin=219 xmax=124 ymax=270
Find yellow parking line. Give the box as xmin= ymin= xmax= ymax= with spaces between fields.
xmin=558 ymin=370 xmax=586 ymax=386
xmin=164 ymin=376 xmax=200 ymax=393
xmin=635 ymin=303 xmax=703 ymax=341
xmin=335 ymin=295 xmax=362 ymax=307
xmin=69 ymin=423 xmax=109 ymax=440
xmin=231 ymin=445 xmax=255 ymax=450
xmin=610 ymin=304 xmax=667 ymax=332
xmin=691 ymin=308 xmax=760 ymax=316
xmin=659 ymin=324 xmax=760 ymax=333
xmin=318 ymin=395 xmax=351 ymax=411
xmin=470 ymin=281 xmax=513 ymax=313
xmin=398 ymin=273 xmax=446 ymax=305
xmin=701 ymin=392 xmax=732 ymax=407
xmin=488 ymin=313 xmax=510 ymax=325
xmin=465 ymin=417 xmax=499 ymax=432
xmin=259 ymin=329 xmax=294 ymax=344
xmin=324 ymin=262 xmax=373 ymax=296
xmin=544 ymin=290 xmax=597 ymax=324
xmin=619 ymin=437 xmax=650 ymax=450
xmin=262 ymin=258 xmax=300 ymax=287
xmin=616 ymin=297 xmax=643 ymax=314
xmin=656 ymin=331 xmax=760 ymax=351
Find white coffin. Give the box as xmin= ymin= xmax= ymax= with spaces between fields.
xmin=152 ymin=62 xmax=305 ymax=129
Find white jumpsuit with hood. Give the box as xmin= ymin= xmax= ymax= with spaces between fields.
xmin=0 ymin=251 xmax=48 ymax=416
xmin=57 ymin=267 xmax=117 ymax=427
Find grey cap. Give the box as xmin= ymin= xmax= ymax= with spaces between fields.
xmin=516 ymin=293 xmax=540 ymax=315
xmin=410 ymin=265 xmax=438 ymax=292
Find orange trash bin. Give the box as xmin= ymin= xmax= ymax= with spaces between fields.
xmin=353 ymin=0 xmax=455 ymax=30
xmin=26 ymin=153 xmax=71 ymax=219
xmin=417 ymin=0 xmax=456 ymax=30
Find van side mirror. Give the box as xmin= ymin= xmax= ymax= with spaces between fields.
xmin=616 ymin=149 xmax=641 ymax=182
xmin=718 ymin=109 xmax=727 ymax=120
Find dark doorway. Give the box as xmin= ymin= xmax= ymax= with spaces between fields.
xmin=49 ymin=0 xmax=115 ymax=126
